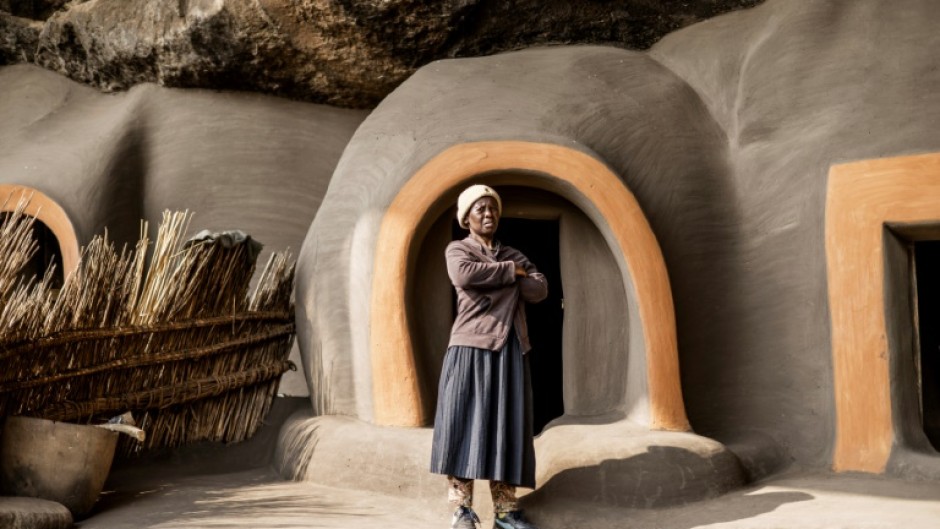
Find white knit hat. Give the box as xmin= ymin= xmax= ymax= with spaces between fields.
xmin=457 ymin=184 xmax=502 ymax=229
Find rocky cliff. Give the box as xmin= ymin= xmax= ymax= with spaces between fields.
xmin=0 ymin=0 xmax=763 ymax=108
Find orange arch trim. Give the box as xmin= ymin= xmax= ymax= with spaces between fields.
xmin=0 ymin=184 xmax=80 ymax=278
xmin=827 ymin=151 xmax=940 ymax=473
xmin=369 ymin=141 xmax=689 ymax=430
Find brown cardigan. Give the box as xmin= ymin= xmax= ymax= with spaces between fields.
xmin=445 ymin=236 xmax=548 ymax=352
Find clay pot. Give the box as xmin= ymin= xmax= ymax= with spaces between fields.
xmin=0 ymin=416 xmax=117 ymax=519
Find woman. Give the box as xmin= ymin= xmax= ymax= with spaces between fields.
xmin=429 ymin=184 xmax=548 ymax=529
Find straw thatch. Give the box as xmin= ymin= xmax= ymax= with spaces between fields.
xmin=0 ymin=204 xmax=296 ymax=455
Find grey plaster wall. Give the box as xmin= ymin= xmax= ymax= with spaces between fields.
xmin=649 ymin=0 xmax=940 ymax=468
xmin=0 ymin=64 xmax=366 ymax=254
xmin=558 ymin=204 xmax=637 ymax=418
xmin=0 ymin=64 xmax=368 ymax=396
xmin=298 ymin=0 xmax=940 ymax=472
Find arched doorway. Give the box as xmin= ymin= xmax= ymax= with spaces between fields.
xmin=412 ymin=185 xmax=635 ymax=434
xmin=1 ymin=214 xmax=66 ymax=288
xmin=492 ymin=214 xmax=564 ymax=434
xmin=369 ymin=141 xmax=688 ymax=432
xmin=0 ymin=184 xmax=79 ymax=279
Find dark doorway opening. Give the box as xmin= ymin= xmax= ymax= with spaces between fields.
xmin=914 ymin=241 xmax=940 ymax=450
xmin=2 ymin=214 xmax=64 ymax=289
xmin=452 ymin=217 xmax=565 ymax=435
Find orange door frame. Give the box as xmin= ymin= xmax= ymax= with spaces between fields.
xmin=369 ymin=141 xmax=689 ymax=432
xmin=827 ymin=152 xmax=940 ymax=472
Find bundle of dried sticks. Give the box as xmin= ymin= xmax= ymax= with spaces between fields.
xmin=0 ymin=204 xmax=295 ymax=455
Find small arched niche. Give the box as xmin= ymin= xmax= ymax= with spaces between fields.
xmin=412 ymin=185 xmax=632 ymax=433
xmin=369 ymin=141 xmax=688 ymax=432
xmin=0 ymin=184 xmax=80 ymax=280
xmin=0 ymin=214 xmax=66 ymax=288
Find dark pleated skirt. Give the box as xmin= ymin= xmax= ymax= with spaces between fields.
xmin=429 ymin=329 xmax=536 ymax=488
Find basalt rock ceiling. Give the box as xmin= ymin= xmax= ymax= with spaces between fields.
xmin=0 ymin=0 xmax=763 ymax=108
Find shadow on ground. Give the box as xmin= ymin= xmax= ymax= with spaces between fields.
xmin=527 ymin=488 xmax=812 ymax=529
xmin=527 ymin=444 xmax=746 ymax=509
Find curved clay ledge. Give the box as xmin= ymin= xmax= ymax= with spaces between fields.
xmin=274 ymin=412 xmax=745 ymax=509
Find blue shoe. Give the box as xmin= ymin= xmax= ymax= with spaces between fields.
xmin=493 ymin=510 xmax=539 ymax=529
xmin=452 ymin=506 xmax=481 ymax=529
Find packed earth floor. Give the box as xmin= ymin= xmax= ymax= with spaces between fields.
xmin=78 ymin=459 xmax=940 ymax=529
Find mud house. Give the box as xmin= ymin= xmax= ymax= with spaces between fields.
xmin=1 ymin=0 xmax=940 ymax=513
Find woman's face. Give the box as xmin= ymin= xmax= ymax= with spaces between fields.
xmin=467 ymin=196 xmax=500 ymax=238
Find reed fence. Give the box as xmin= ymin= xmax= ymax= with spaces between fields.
xmin=0 ymin=202 xmax=295 ymax=456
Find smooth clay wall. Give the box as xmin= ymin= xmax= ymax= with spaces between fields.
xmin=649 ymin=0 xmax=940 ymax=468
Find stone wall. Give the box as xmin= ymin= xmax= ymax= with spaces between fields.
xmin=0 ymin=0 xmax=764 ymax=108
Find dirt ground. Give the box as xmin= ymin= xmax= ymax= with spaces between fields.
xmin=76 ymin=464 xmax=940 ymax=529
xmin=54 ymin=400 xmax=940 ymax=528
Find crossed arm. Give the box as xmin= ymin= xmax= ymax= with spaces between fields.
xmin=445 ymin=244 xmax=548 ymax=303
xmin=513 ymin=253 xmax=548 ymax=303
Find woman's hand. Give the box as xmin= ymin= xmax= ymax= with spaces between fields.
xmin=514 ymin=264 xmax=528 ymax=278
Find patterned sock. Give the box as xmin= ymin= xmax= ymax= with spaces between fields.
xmin=448 ymin=476 xmax=474 ymax=508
